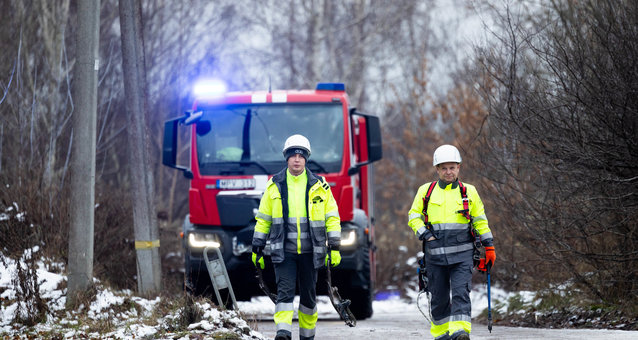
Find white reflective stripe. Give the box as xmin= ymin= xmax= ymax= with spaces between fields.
xmin=253 ymin=231 xmax=267 ymax=240
xmin=428 ymin=243 xmax=474 ymax=255
xmin=300 ymin=327 xmax=316 ymax=337
xmin=432 ymin=223 xmax=469 ymax=231
xmin=313 ymin=246 xmax=324 ymax=253
xmin=272 ymin=217 xmax=284 ymax=224
xmin=256 ymin=212 xmax=272 ymax=222
xmin=309 ymin=220 xmax=326 ymax=228
xmin=409 ymin=213 xmax=424 ymax=221
xmin=416 ymin=226 xmax=427 ymax=236
xmin=473 ymin=214 xmax=487 ymax=221
xmin=271 ymin=242 xmax=284 ymax=250
xmin=325 ymin=211 xmax=339 ymax=219
xmin=251 ymin=93 xmax=267 ymax=103
xmin=450 ymin=314 xmax=472 ymax=322
xmin=288 ymin=217 xmax=308 ymax=223
xmin=327 ymin=230 xmax=340 ymax=238
xmin=287 ymin=232 xmax=309 ymax=239
xmin=276 ymin=323 xmax=292 ymax=331
xmin=432 ymin=316 xmax=450 ymax=325
xmin=480 ymin=232 xmax=493 ymax=241
xmin=299 ymin=303 xmax=317 ymax=315
xmin=276 ymin=302 xmax=294 ymax=313
xmin=272 ymin=92 xmax=287 ymax=102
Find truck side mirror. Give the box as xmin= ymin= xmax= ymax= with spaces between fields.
xmin=196 ymin=120 xmax=211 ymax=136
xmin=163 ymin=117 xmax=191 ymax=178
xmin=365 ymin=115 xmax=382 ymax=163
xmin=348 ymin=109 xmax=383 ymax=175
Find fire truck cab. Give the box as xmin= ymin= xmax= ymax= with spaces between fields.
xmin=162 ymin=81 xmax=382 ymax=319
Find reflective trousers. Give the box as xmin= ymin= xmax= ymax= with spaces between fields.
xmin=427 ymin=260 xmax=473 ymax=340
xmin=273 ymin=252 xmax=318 ymax=340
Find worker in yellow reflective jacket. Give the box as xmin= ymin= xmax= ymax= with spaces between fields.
xmin=408 ymin=145 xmax=496 ymax=340
xmin=252 ymin=134 xmax=341 ymax=340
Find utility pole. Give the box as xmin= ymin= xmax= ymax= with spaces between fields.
xmin=67 ymin=0 xmax=100 ymax=306
xmin=119 ymin=0 xmax=162 ymax=294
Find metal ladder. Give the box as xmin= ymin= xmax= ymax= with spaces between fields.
xmin=203 ymin=246 xmax=238 ymax=310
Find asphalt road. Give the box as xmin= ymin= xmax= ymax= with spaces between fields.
xmin=253 ymin=307 xmax=638 ymax=340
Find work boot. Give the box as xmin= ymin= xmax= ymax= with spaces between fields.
xmin=455 ymin=332 xmax=470 ymax=340
xmin=274 ymin=330 xmax=292 ymax=340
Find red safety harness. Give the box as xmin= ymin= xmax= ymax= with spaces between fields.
xmin=421 ymin=180 xmax=483 ymax=268
xmin=420 ymin=181 xmax=438 ymax=231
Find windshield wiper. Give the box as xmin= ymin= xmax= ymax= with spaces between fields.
xmin=307 ymin=160 xmax=327 ymax=174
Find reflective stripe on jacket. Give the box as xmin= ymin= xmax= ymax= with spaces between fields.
xmin=408 ymin=180 xmax=493 ymax=265
xmin=253 ymin=167 xmax=341 ymax=268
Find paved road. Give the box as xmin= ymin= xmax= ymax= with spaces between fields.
xmin=250 ymin=300 xmax=638 ymax=340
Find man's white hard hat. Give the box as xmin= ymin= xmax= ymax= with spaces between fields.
xmin=433 ymin=144 xmax=462 ymax=166
xmin=282 ymin=134 xmax=312 ymax=159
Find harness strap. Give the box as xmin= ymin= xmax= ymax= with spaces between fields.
xmin=421 ymin=181 xmax=438 ymax=228
xmin=457 ymin=181 xmax=472 ymax=221
xmin=457 ymin=181 xmax=483 ymax=265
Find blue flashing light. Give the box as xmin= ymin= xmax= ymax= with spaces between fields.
xmin=316 ymin=82 xmax=345 ymax=92
xmin=193 ymin=79 xmax=227 ymax=99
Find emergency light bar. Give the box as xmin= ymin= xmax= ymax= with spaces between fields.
xmin=316 ymin=83 xmax=345 ymax=92
xmin=193 ymin=79 xmax=227 ymax=98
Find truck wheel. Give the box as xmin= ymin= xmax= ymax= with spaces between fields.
xmin=349 ymin=286 xmax=373 ymax=320
xmin=348 ymin=247 xmax=374 ymax=319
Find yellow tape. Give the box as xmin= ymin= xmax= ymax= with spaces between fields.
xmin=135 ymin=239 xmax=160 ymax=249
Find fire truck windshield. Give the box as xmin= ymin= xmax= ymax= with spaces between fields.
xmin=195 ymin=103 xmax=344 ymax=176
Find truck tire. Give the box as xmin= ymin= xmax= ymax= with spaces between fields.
xmin=347 ymin=246 xmax=374 ymax=319
xmin=349 ymin=287 xmax=373 ymax=319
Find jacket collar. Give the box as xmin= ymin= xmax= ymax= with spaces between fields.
xmin=438 ymin=179 xmax=459 ymax=190
xmin=273 ymin=167 xmax=320 ymax=187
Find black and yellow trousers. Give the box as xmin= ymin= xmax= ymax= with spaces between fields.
xmin=273 ymin=252 xmax=318 ymax=340
xmin=427 ymin=260 xmax=473 ymax=340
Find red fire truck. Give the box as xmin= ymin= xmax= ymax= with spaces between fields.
xmin=162 ymin=81 xmax=382 ymax=319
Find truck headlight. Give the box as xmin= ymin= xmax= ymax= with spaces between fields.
xmin=340 ymin=230 xmax=357 ymax=248
xmin=188 ymin=232 xmax=221 ymax=248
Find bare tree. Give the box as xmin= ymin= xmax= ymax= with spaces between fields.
xmin=473 ymin=0 xmax=638 ymax=306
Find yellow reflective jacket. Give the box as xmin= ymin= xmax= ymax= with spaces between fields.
xmin=253 ymin=167 xmax=341 ymax=268
xmin=408 ymin=180 xmax=493 ymax=265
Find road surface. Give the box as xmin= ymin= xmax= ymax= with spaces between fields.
xmin=247 ymin=299 xmax=638 ymax=340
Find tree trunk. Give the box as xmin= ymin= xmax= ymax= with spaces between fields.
xmin=119 ymin=0 xmax=162 ymax=294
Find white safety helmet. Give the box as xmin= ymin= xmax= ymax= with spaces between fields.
xmin=433 ymin=144 xmax=462 ymax=166
xmin=282 ymin=134 xmax=312 ymax=160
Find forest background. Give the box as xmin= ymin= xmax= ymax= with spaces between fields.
xmin=1 ymin=0 xmax=636 ymax=322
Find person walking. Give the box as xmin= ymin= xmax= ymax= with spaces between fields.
xmin=251 ymin=134 xmax=342 ymax=340
xmin=408 ymin=144 xmax=495 ymax=340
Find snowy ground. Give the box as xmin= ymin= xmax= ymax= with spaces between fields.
xmin=2 ymin=249 xmax=637 ymax=339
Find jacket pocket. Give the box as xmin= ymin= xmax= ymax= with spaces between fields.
xmin=310 ymin=192 xmax=327 ymax=217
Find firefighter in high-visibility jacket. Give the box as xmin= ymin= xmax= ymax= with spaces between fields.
xmin=252 ymin=134 xmax=341 ymax=340
xmin=408 ymin=145 xmax=495 ymax=340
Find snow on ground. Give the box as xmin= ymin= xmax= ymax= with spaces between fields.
xmin=2 ymin=248 xmax=637 ymax=339
xmin=0 ymin=247 xmax=507 ymax=339
xmin=0 ymin=250 xmax=267 ymax=339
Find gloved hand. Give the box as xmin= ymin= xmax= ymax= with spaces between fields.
xmin=325 ymin=249 xmax=341 ymax=267
xmin=252 ymin=246 xmax=265 ymax=269
xmin=484 ymin=246 xmax=496 ymax=267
